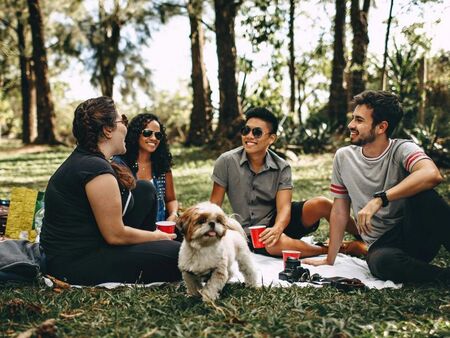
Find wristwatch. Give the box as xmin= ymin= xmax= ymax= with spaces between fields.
xmin=373 ymin=191 xmax=389 ymax=207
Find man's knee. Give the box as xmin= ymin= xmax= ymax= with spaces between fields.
xmin=367 ymin=247 xmax=404 ymax=281
xmin=304 ymin=196 xmax=332 ymax=220
xmin=309 ymin=196 xmax=332 ymax=210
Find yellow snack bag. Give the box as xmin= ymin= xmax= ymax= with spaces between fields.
xmin=5 ymin=187 xmax=39 ymax=241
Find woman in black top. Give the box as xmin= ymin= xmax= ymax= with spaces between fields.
xmin=40 ymin=97 xmax=181 ymax=285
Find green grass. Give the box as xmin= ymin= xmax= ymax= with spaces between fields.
xmin=0 ymin=140 xmax=449 ymax=337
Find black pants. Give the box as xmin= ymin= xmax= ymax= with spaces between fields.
xmin=47 ymin=180 xmax=181 ymax=285
xmin=367 ymin=190 xmax=450 ymax=283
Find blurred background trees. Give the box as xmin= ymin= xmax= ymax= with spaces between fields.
xmin=0 ymin=0 xmax=448 ymax=165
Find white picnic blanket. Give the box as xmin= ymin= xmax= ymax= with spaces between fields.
xmin=229 ymin=252 xmax=402 ymax=289
xmin=44 ymin=251 xmax=401 ymax=290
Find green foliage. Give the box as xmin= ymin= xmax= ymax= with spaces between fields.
xmin=147 ymin=87 xmax=192 ymax=144
xmin=239 ymin=0 xmax=287 ymax=117
xmin=277 ymin=109 xmax=332 ymax=155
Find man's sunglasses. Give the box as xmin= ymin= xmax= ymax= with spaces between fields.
xmin=115 ymin=114 xmax=128 ymax=127
xmin=240 ymin=125 xmax=270 ymax=139
xmin=142 ymin=129 xmax=163 ymax=140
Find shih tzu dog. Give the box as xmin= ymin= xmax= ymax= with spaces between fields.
xmin=177 ymin=202 xmax=257 ymax=301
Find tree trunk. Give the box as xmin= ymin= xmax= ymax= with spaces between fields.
xmin=328 ymin=0 xmax=347 ymax=131
xmin=297 ymin=75 xmax=304 ymax=126
xmin=97 ymin=0 xmax=121 ymax=97
xmin=27 ymin=0 xmax=57 ymax=144
xmin=418 ymin=57 xmax=426 ymax=124
xmin=381 ymin=0 xmax=394 ymax=90
xmin=186 ymin=0 xmax=213 ymax=146
xmin=17 ymin=10 xmax=35 ymax=144
xmin=349 ymin=0 xmax=370 ymax=100
xmin=288 ymin=0 xmax=296 ymax=114
xmin=214 ymin=0 xmax=243 ymax=147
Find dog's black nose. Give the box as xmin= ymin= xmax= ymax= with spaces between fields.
xmin=208 ymin=221 xmax=215 ymax=229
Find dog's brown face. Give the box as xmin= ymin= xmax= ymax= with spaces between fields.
xmin=177 ymin=202 xmax=228 ymax=246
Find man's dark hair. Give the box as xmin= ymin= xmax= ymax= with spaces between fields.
xmin=353 ymin=90 xmax=403 ymax=137
xmin=244 ymin=107 xmax=279 ymax=134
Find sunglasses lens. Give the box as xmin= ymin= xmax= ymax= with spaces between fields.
xmin=253 ymin=127 xmax=263 ymax=138
xmin=142 ymin=129 xmax=163 ymax=140
xmin=142 ymin=129 xmax=152 ymax=137
xmin=241 ymin=126 xmax=251 ymax=136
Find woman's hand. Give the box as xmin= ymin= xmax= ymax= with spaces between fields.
xmin=166 ymin=212 xmax=178 ymax=222
xmin=153 ymin=229 xmax=176 ymax=240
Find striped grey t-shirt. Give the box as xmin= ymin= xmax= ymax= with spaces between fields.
xmin=330 ymin=139 xmax=431 ymax=246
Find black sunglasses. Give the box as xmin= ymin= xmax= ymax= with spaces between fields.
xmin=240 ymin=125 xmax=270 ymax=139
xmin=142 ymin=129 xmax=163 ymax=140
xmin=115 ymin=114 xmax=128 ymax=127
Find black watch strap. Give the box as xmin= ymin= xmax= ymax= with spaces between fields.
xmin=373 ymin=191 xmax=389 ymax=207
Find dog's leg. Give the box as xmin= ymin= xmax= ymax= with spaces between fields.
xmin=182 ymin=271 xmax=202 ymax=297
xmin=201 ymin=263 xmax=228 ymax=301
xmin=237 ymin=250 xmax=258 ymax=287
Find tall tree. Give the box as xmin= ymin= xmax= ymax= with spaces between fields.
xmin=381 ymin=0 xmax=394 ymax=90
xmin=328 ymin=0 xmax=347 ymax=131
xmin=288 ymin=0 xmax=296 ymax=114
xmin=349 ymin=0 xmax=370 ymax=99
xmin=27 ymin=0 xmax=57 ymax=144
xmin=16 ymin=9 xmax=35 ymax=144
xmin=74 ymin=0 xmax=156 ymax=99
xmin=186 ymin=0 xmax=213 ymax=146
xmin=214 ymin=0 xmax=243 ymax=146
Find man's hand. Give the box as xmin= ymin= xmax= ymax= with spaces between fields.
xmin=357 ymin=198 xmax=382 ymax=235
xmin=260 ymin=226 xmax=283 ymax=247
xmin=302 ymin=258 xmax=331 ymax=266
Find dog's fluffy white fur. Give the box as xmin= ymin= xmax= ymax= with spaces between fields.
xmin=177 ymin=202 xmax=257 ymax=301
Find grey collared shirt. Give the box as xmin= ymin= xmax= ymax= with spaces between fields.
xmin=212 ymin=146 xmax=293 ymax=231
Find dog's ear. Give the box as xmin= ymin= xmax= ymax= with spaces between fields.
xmin=176 ymin=212 xmax=189 ymax=235
xmin=176 ymin=207 xmax=197 ymax=242
xmin=226 ymin=216 xmax=247 ymax=239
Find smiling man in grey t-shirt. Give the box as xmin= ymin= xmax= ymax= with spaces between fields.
xmin=305 ymin=90 xmax=450 ymax=284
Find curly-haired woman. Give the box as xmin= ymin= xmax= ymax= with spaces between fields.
xmin=114 ymin=113 xmax=179 ymax=223
xmin=40 ymin=97 xmax=181 ymax=285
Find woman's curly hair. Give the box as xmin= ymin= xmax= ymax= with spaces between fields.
xmin=123 ymin=113 xmax=173 ymax=177
xmin=73 ymin=96 xmax=135 ymax=189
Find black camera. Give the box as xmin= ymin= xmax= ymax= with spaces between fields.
xmin=279 ymin=257 xmax=310 ymax=283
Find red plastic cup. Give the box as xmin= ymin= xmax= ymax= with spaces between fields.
xmin=282 ymin=250 xmax=301 ymax=268
xmin=249 ymin=225 xmax=266 ymax=249
xmin=156 ymin=221 xmax=176 ymax=235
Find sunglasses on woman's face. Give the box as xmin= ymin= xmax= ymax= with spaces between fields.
xmin=142 ymin=129 xmax=163 ymax=140
xmin=115 ymin=114 xmax=128 ymax=127
xmin=240 ymin=125 xmax=270 ymax=139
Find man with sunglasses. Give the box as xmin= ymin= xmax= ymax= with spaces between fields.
xmin=210 ymin=107 xmax=363 ymax=258
xmin=304 ymin=90 xmax=450 ymax=284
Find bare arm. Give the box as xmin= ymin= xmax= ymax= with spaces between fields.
xmin=357 ymin=159 xmax=443 ymax=235
xmin=86 ymin=174 xmax=175 ymax=245
xmin=303 ymin=198 xmax=350 ymax=266
xmin=386 ymin=159 xmax=442 ymax=200
xmin=164 ymin=171 xmax=179 ymax=221
xmin=210 ymin=182 xmax=226 ymax=207
xmin=260 ymin=189 xmax=292 ymax=247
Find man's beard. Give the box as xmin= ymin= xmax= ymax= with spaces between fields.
xmin=349 ymin=128 xmax=376 ymax=146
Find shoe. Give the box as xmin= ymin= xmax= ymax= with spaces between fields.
xmin=339 ymin=240 xmax=368 ymax=257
